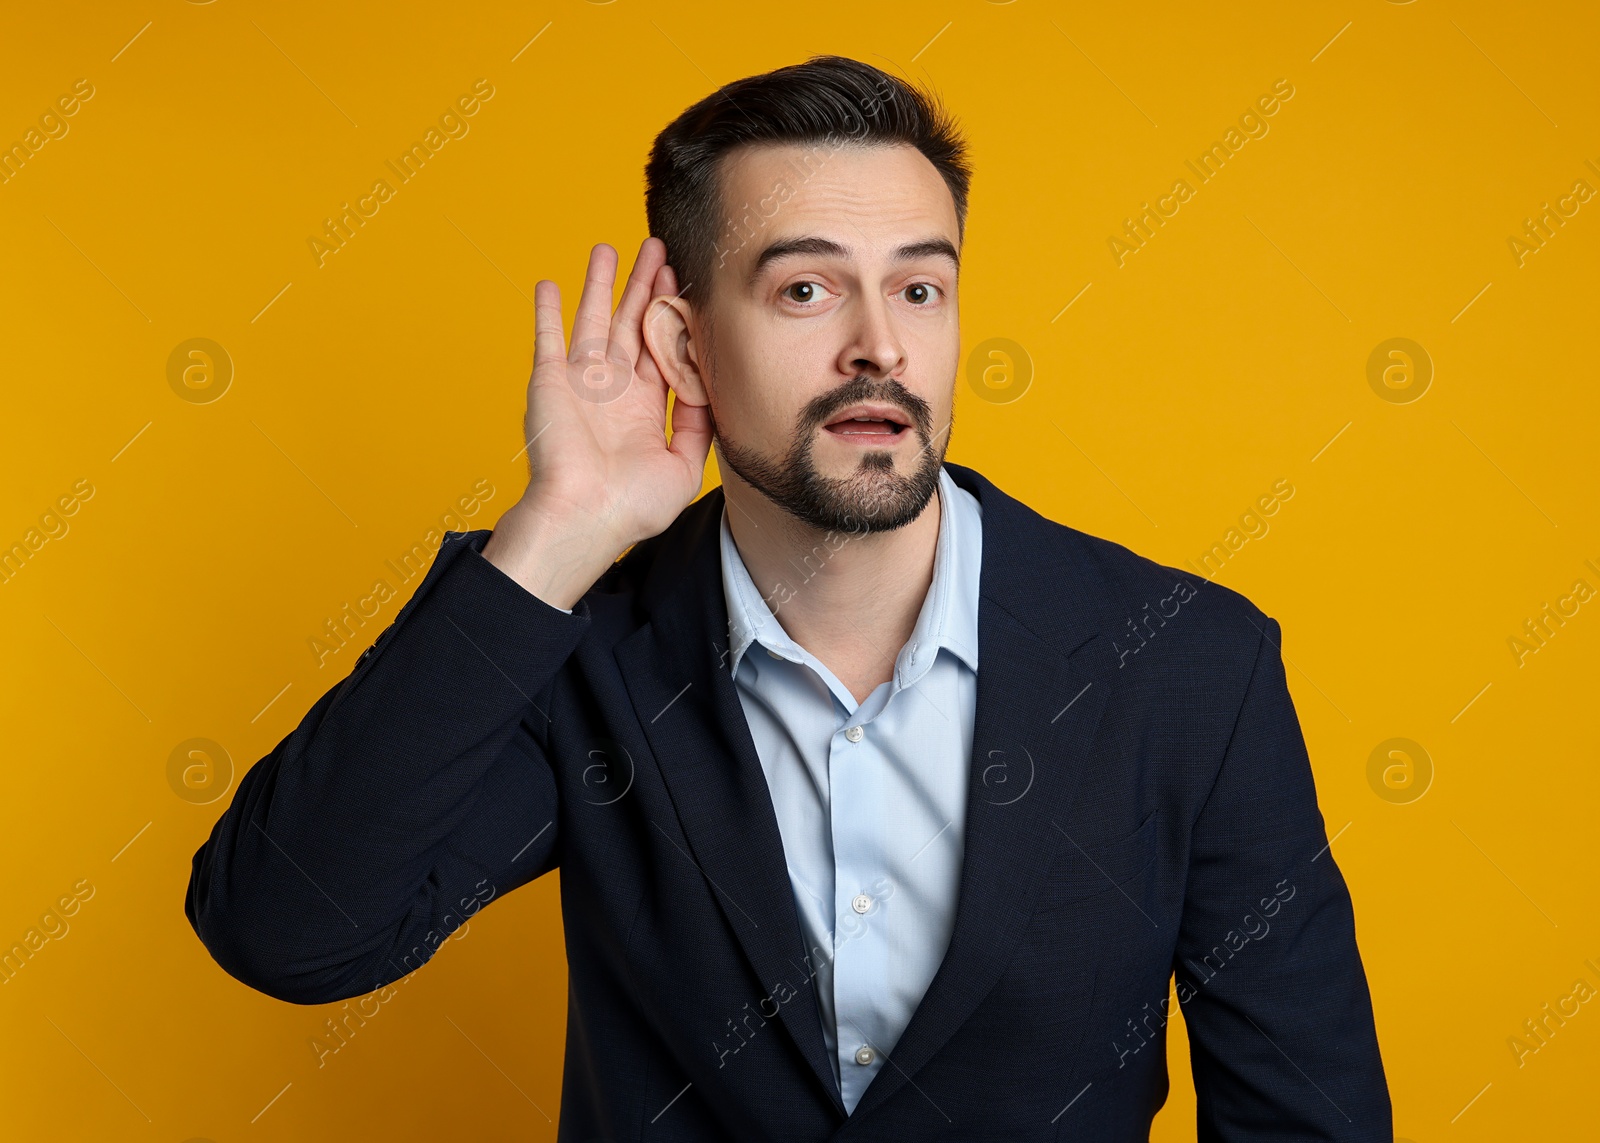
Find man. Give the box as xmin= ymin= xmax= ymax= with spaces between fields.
xmin=186 ymin=56 xmax=1391 ymax=1140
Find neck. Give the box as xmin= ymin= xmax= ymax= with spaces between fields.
xmin=721 ymin=464 xmax=943 ymax=704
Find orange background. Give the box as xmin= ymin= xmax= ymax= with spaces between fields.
xmin=2 ymin=1 xmax=1596 ymax=1138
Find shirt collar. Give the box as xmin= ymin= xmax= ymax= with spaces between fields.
xmin=719 ymin=466 xmax=981 ymax=687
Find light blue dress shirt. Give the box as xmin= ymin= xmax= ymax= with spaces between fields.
xmin=718 ymin=466 xmax=982 ymax=1113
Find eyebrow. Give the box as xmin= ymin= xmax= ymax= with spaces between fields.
xmin=747 ymin=235 xmax=960 ymax=287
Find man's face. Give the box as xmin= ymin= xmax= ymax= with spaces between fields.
xmin=695 ymin=142 xmax=961 ymax=535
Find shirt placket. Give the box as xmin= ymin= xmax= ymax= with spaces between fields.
xmin=826 ymin=687 xmax=893 ymax=1107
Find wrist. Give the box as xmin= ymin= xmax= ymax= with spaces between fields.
xmin=481 ymin=499 xmax=627 ymax=610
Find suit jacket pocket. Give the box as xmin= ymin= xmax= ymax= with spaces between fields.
xmin=1033 ymin=809 xmax=1159 ymax=911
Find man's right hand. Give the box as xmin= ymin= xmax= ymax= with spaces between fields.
xmin=482 ymin=237 xmax=713 ymax=609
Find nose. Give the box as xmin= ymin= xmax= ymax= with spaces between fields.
xmin=835 ymin=291 xmax=907 ymax=380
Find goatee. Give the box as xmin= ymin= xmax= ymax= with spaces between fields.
xmin=712 ymin=375 xmax=947 ymax=536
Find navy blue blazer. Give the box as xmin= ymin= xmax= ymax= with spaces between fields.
xmin=186 ymin=461 xmax=1391 ymax=1141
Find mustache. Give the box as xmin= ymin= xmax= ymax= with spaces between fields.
xmin=801 ymin=376 xmax=933 ymax=435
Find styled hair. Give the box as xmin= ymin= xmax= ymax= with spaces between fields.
xmin=644 ymin=55 xmax=971 ymax=306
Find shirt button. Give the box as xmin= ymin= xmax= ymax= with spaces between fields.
xmin=854 ymin=1046 xmax=876 ymax=1066
xmin=765 ymin=647 xmax=783 ymax=660
xmin=852 ymin=893 xmax=872 ymax=914
xmin=844 ymin=725 xmax=864 ymax=743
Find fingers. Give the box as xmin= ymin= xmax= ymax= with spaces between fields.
xmin=609 ymin=238 xmax=668 ymax=364
xmin=533 ymin=279 xmax=565 ymax=372
xmin=570 ymin=243 xmax=619 ymax=355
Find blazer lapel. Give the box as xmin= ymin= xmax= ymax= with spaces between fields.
xmin=614 ymin=491 xmax=847 ymax=1115
xmin=846 ymin=463 xmax=1122 ymax=1121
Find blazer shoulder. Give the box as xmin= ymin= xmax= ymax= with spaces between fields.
xmin=1047 ymin=516 xmax=1277 ymax=652
xmin=953 ymin=463 xmax=1277 ymax=663
xmin=1081 ymin=528 xmax=1267 ymax=624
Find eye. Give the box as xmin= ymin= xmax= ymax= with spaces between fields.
xmin=901 ymin=282 xmax=941 ymax=305
xmin=782 ymin=281 xmax=829 ymax=305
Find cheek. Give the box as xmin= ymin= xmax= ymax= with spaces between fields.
xmin=906 ymin=290 xmax=960 ymax=345
xmin=713 ymin=312 xmax=829 ymax=431
xmin=911 ymin=321 xmax=962 ymax=405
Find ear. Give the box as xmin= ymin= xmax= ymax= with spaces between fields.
xmin=643 ymin=292 xmax=710 ymax=408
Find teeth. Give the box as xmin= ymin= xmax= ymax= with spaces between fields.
xmin=829 ymin=413 xmax=899 ymax=429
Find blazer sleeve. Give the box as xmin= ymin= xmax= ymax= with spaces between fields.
xmin=1173 ymin=616 xmax=1393 ymax=1141
xmin=184 ymin=529 xmax=593 ymax=1005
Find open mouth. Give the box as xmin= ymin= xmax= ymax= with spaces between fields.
xmin=822 ymin=414 xmax=910 ymax=442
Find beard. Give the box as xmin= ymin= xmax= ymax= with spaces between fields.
xmin=710 ymin=374 xmax=948 ymax=536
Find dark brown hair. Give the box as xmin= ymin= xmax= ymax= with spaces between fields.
xmin=644 ymin=55 xmax=971 ymax=305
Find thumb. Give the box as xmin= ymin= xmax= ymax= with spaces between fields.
xmin=666 ymin=390 xmax=714 ymax=481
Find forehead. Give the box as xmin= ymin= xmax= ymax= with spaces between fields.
xmin=715 ymin=142 xmax=960 ymax=262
